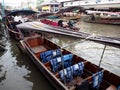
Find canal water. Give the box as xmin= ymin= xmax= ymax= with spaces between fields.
xmin=0 ymin=37 xmax=55 ymax=90
xmin=0 ymin=21 xmax=120 ymax=90
xmin=75 ymin=20 xmax=120 ymax=37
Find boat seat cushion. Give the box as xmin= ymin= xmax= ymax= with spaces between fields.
xmin=73 ymin=62 xmax=84 ymax=77
xmin=59 ymin=66 xmax=73 ymax=82
xmin=40 ymin=49 xmax=61 ymax=63
xmin=59 ymin=62 xmax=84 ymax=82
xmin=91 ymin=71 xmax=104 ymax=90
xmin=50 ymin=54 xmax=73 ymax=72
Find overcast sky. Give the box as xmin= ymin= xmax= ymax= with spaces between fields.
xmin=0 ymin=0 xmax=70 ymax=3
xmin=1 ymin=0 xmax=28 ymax=3
xmin=0 ymin=0 xmax=71 ymax=6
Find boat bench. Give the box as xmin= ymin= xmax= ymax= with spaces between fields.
xmin=32 ymin=45 xmax=47 ymax=59
xmin=79 ymin=71 xmax=117 ymax=90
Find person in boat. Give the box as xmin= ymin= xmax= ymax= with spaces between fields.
xmin=58 ymin=20 xmax=63 ymax=27
xmin=67 ymin=20 xmax=74 ymax=29
xmin=7 ymin=17 xmax=21 ymax=32
xmin=91 ymin=14 xmax=95 ymax=21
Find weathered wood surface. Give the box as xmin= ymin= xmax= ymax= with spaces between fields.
xmin=17 ymin=21 xmax=120 ymax=46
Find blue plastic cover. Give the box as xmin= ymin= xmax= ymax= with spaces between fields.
xmin=40 ymin=49 xmax=61 ymax=63
xmin=50 ymin=54 xmax=73 ymax=72
xmin=73 ymin=62 xmax=84 ymax=76
xmin=92 ymin=71 xmax=103 ymax=90
xmin=59 ymin=62 xmax=84 ymax=82
xmin=59 ymin=66 xmax=73 ymax=82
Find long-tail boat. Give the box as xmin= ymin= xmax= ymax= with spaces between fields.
xmin=19 ymin=35 xmax=120 ymax=90
xmin=84 ymin=19 xmax=120 ymax=25
xmin=40 ymin=19 xmax=79 ymax=31
xmin=3 ymin=10 xmax=36 ymax=40
xmin=84 ymin=11 xmax=120 ymax=25
xmin=17 ymin=21 xmax=120 ymax=47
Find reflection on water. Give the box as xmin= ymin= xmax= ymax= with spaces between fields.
xmin=48 ymin=35 xmax=120 ymax=76
xmin=0 ymin=39 xmax=55 ymax=90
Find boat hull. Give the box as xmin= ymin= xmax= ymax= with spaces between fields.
xmin=84 ymin=19 xmax=120 ymax=25
xmin=19 ymin=36 xmax=120 ymax=90
xmin=20 ymin=39 xmax=68 ymax=90
xmin=8 ymin=29 xmax=21 ymax=40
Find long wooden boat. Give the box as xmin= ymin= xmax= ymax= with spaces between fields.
xmin=6 ymin=25 xmax=21 ymax=40
xmin=17 ymin=21 xmax=120 ymax=46
xmin=40 ymin=19 xmax=79 ymax=31
xmin=3 ymin=17 xmax=23 ymax=40
xmin=62 ymin=15 xmax=81 ymax=20
xmin=56 ymin=6 xmax=83 ymax=20
xmin=84 ymin=19 xmax=120 ymax=25
xmin=46 ymin=15 xmax=60 ymax=19
xmin=85 ymin=10 xmax=120 ymax=25
xmin=20 ymin=35 xmax=120 ymax=90
xmin=3 ymin=10 xmax=36 ymax=40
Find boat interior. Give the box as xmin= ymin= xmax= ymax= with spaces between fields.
xmin=24 ymin=36 xmax=120 ymax=90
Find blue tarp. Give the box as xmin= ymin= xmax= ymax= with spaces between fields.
xmin=50 ymin=54 xmax=73 ymax=72
xmin=59 ymin=62 xmax=84 ymax=82
xmin=40 ymin=49 xmax=61 ymax=63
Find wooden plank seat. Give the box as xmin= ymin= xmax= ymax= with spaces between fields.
xmin=75 ymin=70 xmax=118 ymax=90
xmin=43 ymin=52 xmax=105 ymax=90
xmin=73 ymin=70 xmax=104 ymax=90
xmin=32 ymin=45 xmax=47 ymax=59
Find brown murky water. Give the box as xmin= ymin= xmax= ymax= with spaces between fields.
xmin=0 ymin=21 xmax=120 ymax=90
xmin=0 ymin=38 xmax=55 ymax=90
xmin=76 ymin=20 xmax=120 ymax=37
